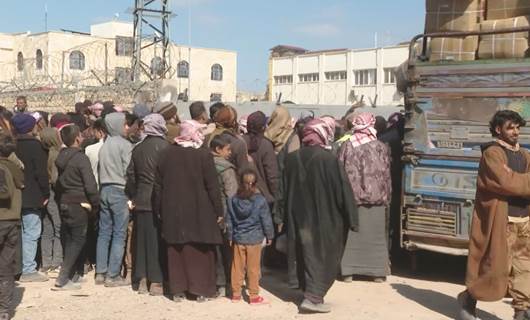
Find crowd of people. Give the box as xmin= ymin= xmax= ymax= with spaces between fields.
xmin=0 ymin=95 xmax=406 ymax=319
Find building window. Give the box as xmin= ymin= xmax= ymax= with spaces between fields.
xmin=69 ymin=51 xmax=85 ymax=70
xmin=150 ymin=57 xmax=165 ymax=76
xmin=36 ymin=49 xmax=43 ymax=70
xmin=384 ymin=68 xmax=396 ymax=84
xmin=115 ymin=67 xmax=133 ymax=84
xmin=325 ymin=71 xmax=347 ymax=81
xmin=17 ymin=52 xmax=23 ymax=71
xmin=115 ymin=36 xmax=134 ymax=56
xmin=211 ymin=64 xmax=223 ymax=81
xmin=274 ymin=75 xmax=293 ymax=84
xmin=298 ymin=73 xmax=319 ymax=83
xmin=177 ymin=61 xmax=189 ymax=78
xmin=210 ymin=93 xmax=222 ymax=102
xmin=353 ymin=69 xmax=377 ymax=86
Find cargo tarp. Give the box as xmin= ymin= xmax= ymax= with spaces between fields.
xmin=486 ymin=0 xmax=530 ymax=20
xmin=478 ymin=16 xmax=529 ymax=59
xmin=430 ymin=36 xmax=479 ymax=61
xmin=425 ymin=0 xmax=482 ymax=32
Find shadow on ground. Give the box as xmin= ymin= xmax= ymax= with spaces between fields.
xmin=390 ymin=250 xmax=467 ymax=285
xmin=10 ymin=285 xmax=24 ymax=318
xmin=392 ymin=284 xmax=503 ymax=320
xmin=260 ymin=267 xmax=303 ymax=306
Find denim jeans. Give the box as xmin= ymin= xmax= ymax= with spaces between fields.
xmin=21 ymin=209 xmax=42 ymax=274
xmin=96 ymin=185 xmax=129 ymax=278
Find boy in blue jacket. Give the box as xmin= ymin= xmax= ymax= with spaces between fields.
xmin=227 ymin=169 xmax=273 ymax=305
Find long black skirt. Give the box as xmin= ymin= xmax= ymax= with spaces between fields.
xmin=341 ymin=206 xmax=389 ymax=277
xmin=132 ymin=211 xmax=163 ymax=284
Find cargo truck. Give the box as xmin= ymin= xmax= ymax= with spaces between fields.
xmin=400 ymin=27 xmax=530 ymax=259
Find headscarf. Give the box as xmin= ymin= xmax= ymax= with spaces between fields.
xmin=143 ymin=113 xmax=167 ymax=138
xmin=302 ymin=118 xmax=336 ymax=149
xmin=349 ymin=112 xmax=377 ymax=148
xmin=213 ymin=106 xmax=237 ymax=130
xmin=39 ymin=127 xmax=61 ymax=184
xmin=387 ymin=112 xmax=403 ymax=129
xmin=246 ymin=111 xmax=267 ymax=153
xmin=207 ymin=105 xmax=238 ymax=145
xmin=265 ymin=106 xmax=293 ymax=153
xmin=174 ymin=120 xmax=206 ymax=149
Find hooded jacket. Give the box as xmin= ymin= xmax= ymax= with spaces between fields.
xmin=213 ymin=156 xmax=238 ymax=214
xmin=226 ymin=194 xmax=274 ymax=245
xmin=98 ymin=113 xmax=132 ymax=187
xmin=40 ymin=127 xmax=61 ymax=185
xmin=55 ymin=147 xmax=99 ymax=210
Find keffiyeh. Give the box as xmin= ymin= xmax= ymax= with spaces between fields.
xmin=174 ymin=120 xmax=206 ymax=149
xmin=302 ymin=118 xmax=336 ymax=149
xmin=349 ymin=112 xmax=377 ymax=148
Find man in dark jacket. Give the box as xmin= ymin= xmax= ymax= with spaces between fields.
xmin=0 ymin=132 xmax=24 ymax=320
xmin=125 ymin=114 xmax=168 ymax=295
xmin=13 ymin=113 xmax=50 ymax=282
xmin=53 ymin=125 xmax=99 ymax=290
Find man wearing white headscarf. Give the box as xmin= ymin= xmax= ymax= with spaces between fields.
xmin=153 ymin=120 xmax=224 ymax=302
xmin=125 ymin=113 xmax=168 ymax=295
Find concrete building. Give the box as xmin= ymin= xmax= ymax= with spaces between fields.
xmin=0 ymin=21 xmax=237 ymax=102
xmin=268 ymin=44 xmax=408 ymax=106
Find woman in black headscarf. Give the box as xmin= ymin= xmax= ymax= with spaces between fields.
xmin=242 ymin=111 xmax=279 ymax=207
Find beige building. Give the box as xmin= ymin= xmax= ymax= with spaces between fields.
xmin=268 ymin=44 xmax=408 ymax=106
xmin=0 ymin=21 xmax=237 ymax=102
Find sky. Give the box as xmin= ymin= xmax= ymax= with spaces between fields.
xmin=0 ymin=0 xmax=425 ymax=92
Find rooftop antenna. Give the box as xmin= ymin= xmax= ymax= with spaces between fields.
xmin=44 ymin=3 xmax=48 ymax=32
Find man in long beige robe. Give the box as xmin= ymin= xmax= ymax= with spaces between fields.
xmin=459 ymin=110 xmax=530 ymax=320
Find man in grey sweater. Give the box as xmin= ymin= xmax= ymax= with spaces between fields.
xmin=95 ymin=112 xmax=132 ymax=287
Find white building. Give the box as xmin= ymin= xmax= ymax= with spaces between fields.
xmin=0 ymin=21 xmax=237 ymax=102
xmin=268 ymin=44 xmax=408 ymax=106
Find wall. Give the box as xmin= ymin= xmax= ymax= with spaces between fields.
xmin=90 ymin=21 xmax=133 ymax=38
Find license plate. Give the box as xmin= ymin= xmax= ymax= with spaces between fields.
xmin=436 ymin=140 xmax=464 ymax=149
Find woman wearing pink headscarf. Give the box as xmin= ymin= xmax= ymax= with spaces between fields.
xmin=153 ymin=120 xmax=224 ymax=302
xmin=283 ymin=117 xmax=359 ymax=314
xmin=337 ymin=112 xmax=392 ymax=283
